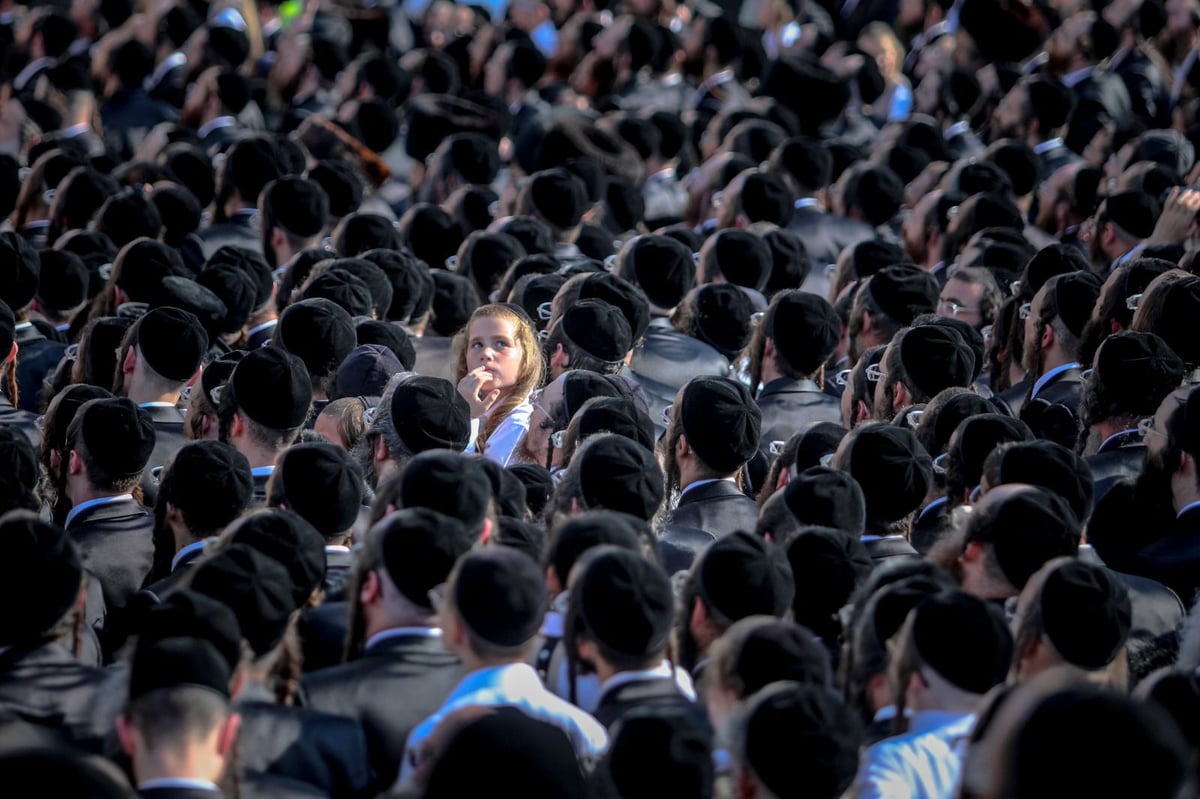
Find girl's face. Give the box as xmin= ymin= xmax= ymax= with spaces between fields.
xmin=467 ymin=316 xmax=525 ymax=391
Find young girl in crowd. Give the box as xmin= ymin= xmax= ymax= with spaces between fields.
xmin=454 ymin=304 xmax=544 ymax=465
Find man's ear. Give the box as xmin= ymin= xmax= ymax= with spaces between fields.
xmin=360 ymin=569 xmax=382 ymax=607
xmin=374 ymin=434 xmax=389 ymax=465
xmin=115 ymin=715 xmax=137 ymax=758
xmin=1041 ymin=320 xmax=1055 ymax=350
xmin=550 ymin=343 xmax=569 ymax=371
xmin=478 ymin=516 xmax=493 ymax=546
xmin=676 ymin=431 xmax=691 ymax=460
xmin=68 ymin=449 xmax=84 ymax=477
xmin=122 ymin=344 xmax=137 ymax=376
xmin=893 ymin=381 xmax=912 ymax=412
xmin=216 ymin=712 xmax=242 ymax=758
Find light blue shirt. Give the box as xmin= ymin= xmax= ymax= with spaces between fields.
xmin=65 ymin=494 xmax=134 ymax=529
xmin=251 ymin=465 xmax=275 ymax=478
xmin=1178 ymin=500 xmax=1200 ymax=519
xmin=171 ymin=539 xmax=208 ymax=572
xmin=138 ymin=778 xmax=218 ymax=792
xmin=1030 ymin=362 xmax=1080 ymax=401
xmin=855 ymin=710 xmax=976 ymax=799
xmin=398 ymin=663 xmax=608 ymax=787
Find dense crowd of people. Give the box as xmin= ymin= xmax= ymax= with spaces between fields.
xmin=3 ymin=0 xmax=1200 ymax=796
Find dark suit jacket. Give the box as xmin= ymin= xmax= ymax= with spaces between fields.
xmin=0 ymin=392 xmax=39 ymax=446
xmin=786 ymin=205 xmax=876 ymax=269
xmin=1019 ymin=367 xmax=1083 ymax=450
xmin=100 ymin=88 xmax=177 ymax=159
xmin=237 ymin=693 xmax=374 ymax=799
xmin=140 ymin=404 xmax=188 ymax=509
xmin=1086 ymin=438 xmax=1144 ymax=512
xmin=297 ymin=601 xmax=349 ymax=674
xmin=1078 ymin=545 xmax=1183 ymax=638
xmin=15 ymin=324 xmax=65 ymax=413
xmin=196 ymin=213 xmax=263 ymax=261
xmin=1066 ymin=68 xmax=1134 ymax=152
xmin=665 ymin=480 xmax=758 ymax=541
xmin=0 ymin=643 xmax=110 ymax=751
xmin=246 ymin=320 xmax=278 ymax=351
xmin=659 ymin=526 xmax=717 ymax=575
xmin=756 ymin=378 xmax=842 ymax=455
xmin=299 ymin=632 xmax=464 ymax=788
xmin=67 ymin=497 xmax=155 ymax=613
xmin=592 ymin=677 xmax=700 ymax=730
xmin=1137 ymin=505 xmax=1200 ymax=606
xmin=629 ymin=329 xmax=731 ymax=427
xmin=863 ymin=535 xmax=920 ymax=564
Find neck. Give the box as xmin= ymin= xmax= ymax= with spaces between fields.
xmin=247 ymin=307 xmax=277 ymax=329
xmin=1173 ymin=484 xmax=1200 ymax=514
xmin=67 ymin=482 xmax=124 ymax=508
xmin=234 ymin=439 xmax=280 ymax=471
xmin=761 ymin=357 xmax=783 ymax=385
xmin=127 ymin=380 xmax=181 ymax=407
xmin=363 ymin=607 xmax=437 ymax=641
xmin=169 ymin=520 xmax=201 ymax=555
xmin=132 ymin=748 xmax=223 ymax=787
xmin=1038 ymin=349 xmax=1072 ymax=377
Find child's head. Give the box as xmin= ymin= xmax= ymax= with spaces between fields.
xmin=454 ymin=304 xmax=543 ymax=399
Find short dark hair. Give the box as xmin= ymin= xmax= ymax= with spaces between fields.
xmin=126 ymin=687 xmax=230 ymax=755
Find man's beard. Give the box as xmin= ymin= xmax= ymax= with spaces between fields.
xmin=1088 ymin=224 xmax=1109 ymax=268
xmin=1021 ymin=323 xmax=1044 ymax=378
xmin=661 ymin=424 xmax=682 ymax=496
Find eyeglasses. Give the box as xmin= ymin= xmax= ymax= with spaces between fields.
xmin=750 ymin=311 xmax=766 ymax=328
xmin=1080 ymin=368 xmax=1094 ymax=381
xmin=661 ymin=403 xmax=674 ymax=426
xmin=551 ymin=430 xmax=566 ymax=449
xmin=603 ymin=254 xmax=618 ymax=272
xmin=932 ymin=452 xmax=948 ymax=475
xmin=1009 ymin=279 xmax=1021 ymax=295
xmin=968 ymin=484 xmax=983 ymax=504
xmin=1138 ymin=416 xmax=1165 ymax=439
xmin=1018 ymin=302 xmax=1033 ymax=320
xmin=937 ymin=299 xmax=978 ymax=317
xmin=180 ymin=385 xmax=194 ymax=403
xmin=209 ymin=385 xmax=225 ymax=405
xmin=768 ymin=440 xmax=786 ymax=456
xmin=64 ymin=343 xmax=79 ymax=362
xmin=865 ymin=364 xmax=885 ymax=382
xmin=1126 ymin=293 xmax=1143 ymax=311
xmin=819 ymin=452 xmax=836 ymax=468
xmin=834 ymin=369 xmax=852 ymax=387
xmin=363 ymin=405 xmax=378 ymax=426
xmin=906 ymin=409 xmax=924 ymax=429
xmin=537 ymin=329 xmax=550 ymax=343
xmin=981 ymin=325 xmax=993 ymax=346
xmin=537 ymin=301 xmax=553 ymax=321
xmin=444 ymin=255 xmax=458 ymax=269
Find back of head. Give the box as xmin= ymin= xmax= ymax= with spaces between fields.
xmin=732 ymin=682 xmax=862 ymax=799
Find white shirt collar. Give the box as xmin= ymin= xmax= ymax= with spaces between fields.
xmin=596 ymin=661 xmax=696 ymax=704
xmin=246 ymin=319 xmax=277 ymax=337
xmin=365 ymin=627 xmax=441 ymax=651
xmin=1063 ymin=66 xmax=1094 ymax=87
xmin=325 ymin=545 xmax=351 ymax=553
xmin=65 ymin=494 xmax=134 ymax=528
xmin=198 ymin=116 xmax=236 ymax=139
xmin=14 ymin=322 xmax=32 ymax=332
xmin=1030 ymin=362 xmax=1080 ymax=401
xmin=680 ymin=477 xmax=737 ymax=498
xmin=944 ymin=119 xmax=970 ymax=138
xmin=251 ymin=465 xmax=275 ymax=477
xmin=171 ymin=539 xmax=208 ymax=572
xmin=793 ymin=197 xmax=822 ymax=211
xmin=1033 ymin=137 xmax=1064 ymax=154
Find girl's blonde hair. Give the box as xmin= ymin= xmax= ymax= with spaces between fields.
xmin=453 ymin=304 xmax=545 ymax=453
